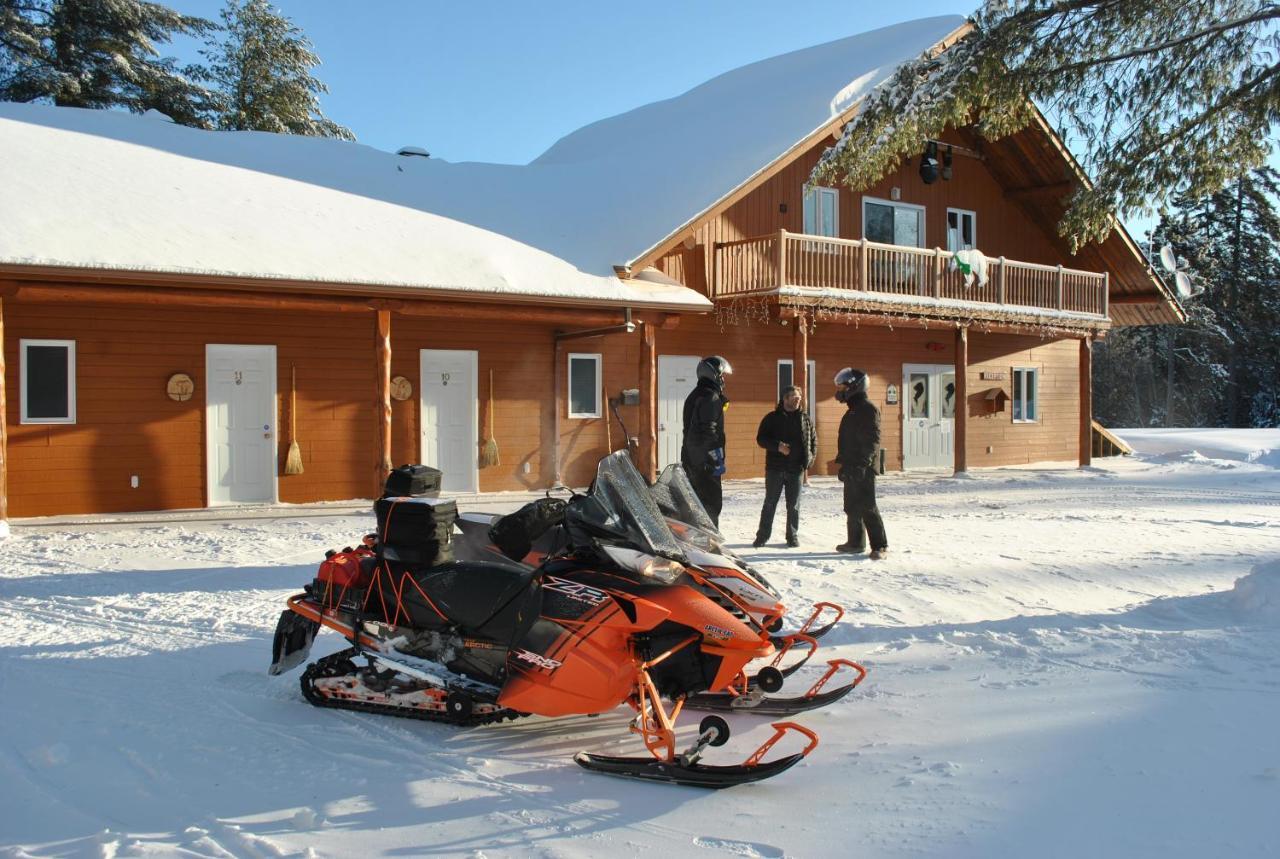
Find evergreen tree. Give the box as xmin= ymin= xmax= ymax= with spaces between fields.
xmin=0 ymin=0 xmax=216 ymax=127
xmin=201 ymin=0 xmax=351 ymax=140
xmin=1094 ymin=168 xmax=1280 ymax=428
xmin=814 ymin=1 xmax=1280 ymax=252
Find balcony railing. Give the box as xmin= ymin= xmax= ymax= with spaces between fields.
xmin=712 ymin=230 xmax=1109 ymax=317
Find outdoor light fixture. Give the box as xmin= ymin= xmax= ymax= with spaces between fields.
xmin=941 ymin=144 xmax=954 ymax=181
xmin=919 ymin=141 xmax=939 ymax=184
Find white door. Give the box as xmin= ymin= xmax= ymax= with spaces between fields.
xmin=420 ymin=349 xmax=478 ymax=493
xmin=902 ymin=363 xmax=955 ymax=469
xmin=206 ymin=344 xmax=277 ymax=505
xmin=658 ymin=355 xmax=701 ymax=469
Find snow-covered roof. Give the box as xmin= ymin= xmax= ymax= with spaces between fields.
xmin=0 ymin=106 xmax=707 ymax=310
xmin=0 ymin=15 xmax=962 ymax=303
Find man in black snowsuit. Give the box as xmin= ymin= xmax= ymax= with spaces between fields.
xmin=681 ymin=356 xmax=732 ymax=526
xmin=753 ymin=385 xmax=816 ymax=548
xmin=834 ymin=367 xmax=888 ymax=559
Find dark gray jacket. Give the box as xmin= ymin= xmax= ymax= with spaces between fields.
xmin=756 ymin=403 xmax=816 ymax=472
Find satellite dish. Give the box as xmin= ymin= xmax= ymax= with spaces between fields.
xmin=1175 ymin=271 xmax=1193 ymax=297
xmin=1159 ymin=245 xmax=1178 ymax=273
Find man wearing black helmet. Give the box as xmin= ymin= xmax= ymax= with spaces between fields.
xmin=834 ymin=367 xmax=888 ymax=559
xmin=681 ymin=355 xmax=732 ymax=526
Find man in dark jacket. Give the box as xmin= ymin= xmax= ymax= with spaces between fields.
xmin=834 ymin=367 xmax=888 ymax=559
xmin=753 ymin=385 xmax=816 ymax=548
xmin=681 ymin=356 xmax=732 ymax=525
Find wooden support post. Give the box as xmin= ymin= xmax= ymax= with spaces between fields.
xmin=639 ymin=322 xmax=657 ymax=482
xmin=777 ymin=229 xmax=788 ymax=289
xmin=552 ymin=338 xmax=563 ymax=486
xmin=375 ymin=309 xmax=392 ymax=496
xmin=1079 ymin=336 xmax=1093 ymax=468
xmin=859 ymin=239 xmax=869 ymax=290
xmin=954 ymin=326 xmax=968 ymax=475
xmin=933 ymin=247 xmax=944 ymax=298
xmin=1056 ymin=264 xmax=1064 ymax=309
xmin=0 ymin=297 xmax=7 ymax=530
xmin=997 ymin=256 xmax=1007 ymax=304
xmin=1102 ymin=271 xmax=1110 ymax=318
xmin=793 ymin=312 xmax=808 ymax=402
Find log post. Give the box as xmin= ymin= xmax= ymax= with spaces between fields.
xmin=794 ymin=312 xmax=810 ymax=476
xmin=793 ymin=312 xmax=808 ymax=401
xmin=0 ymin=296 xmax=8 ymax=531
xmin=1079 ymin=335 xmax=1093 ymax=468
xmin=375 ymin=309 xmax=392 ymax=496
xmin=954 ymin=326 xmax=968 ymax=475
xmin=639 ymin=321 xmax=657 ymax=482
xmin=550 ymin=340 xmax=560 ymax=486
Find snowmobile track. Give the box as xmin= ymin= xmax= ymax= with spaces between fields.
xmin=299 ymin=647 xmax=526 ymax=728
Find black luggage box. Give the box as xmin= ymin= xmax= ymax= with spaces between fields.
xmin=383 ymin=464 xmax=442 ymax=498
xmin=375 ymin=496 xmax=457 ymax=565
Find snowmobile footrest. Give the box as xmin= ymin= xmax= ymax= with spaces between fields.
xmin=573 ymin=751 xmax=806 ymax=788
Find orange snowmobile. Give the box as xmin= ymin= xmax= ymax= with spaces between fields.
xmin=453 ymin=461 xmax=862 ymax=716
xmin=269 ymin=452 xmax=822 ymax=787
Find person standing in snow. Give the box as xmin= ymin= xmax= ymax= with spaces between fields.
xmin=752 ymin=385 xmax=816 ymax=548
xmin=681 ymin=356 xmax=732 ymax=526
xmin=834 ymin=367 xmax=888 ymax=559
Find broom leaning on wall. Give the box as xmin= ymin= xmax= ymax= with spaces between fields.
xmin=285 ymin=364 xmax=304 ymax=475
xmin=479 ymin=369 xmax=500 ymax=468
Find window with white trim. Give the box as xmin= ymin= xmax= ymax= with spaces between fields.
xmin=946 ymin=208 xmax=976 ymax=252
xmin=863 ymin=197 xmax=925 ymax=247
xmin=1012 ymin=367 xmax=1038 ymax=423
xmin=777 ymin=359 xmax=817 ymax=421
xmin=21 ymin=339 xmax=76 ymax=424
xmin=568 ymin=353 xmax=602 ymax=418
xmin=803 ymin=186 xmax=839 ymax=238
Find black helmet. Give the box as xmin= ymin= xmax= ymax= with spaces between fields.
xmin=696 ymin=355 xmax=733 ymax=387
xmin=834 ymin=367 xmax=868 ymax=403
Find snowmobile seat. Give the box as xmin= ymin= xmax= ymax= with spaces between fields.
xmin=379 ymin=558 xmax=542 ymax=645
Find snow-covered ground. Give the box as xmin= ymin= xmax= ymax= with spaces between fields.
xmin=2 ymin=429 xmax=1277 ymax=858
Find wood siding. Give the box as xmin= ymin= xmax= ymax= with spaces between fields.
xmin=3 ymin=295 xmax=1080 ymax=517
xmin=660 ymin=130 xmax=1090 ymax=297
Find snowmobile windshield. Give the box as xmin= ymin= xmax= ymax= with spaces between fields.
xmin=579 ymin=451 xmax=686 ymax=562
xmin=651 ymin=464 xmax=723 ymax=541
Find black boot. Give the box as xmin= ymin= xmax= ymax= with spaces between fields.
xmin=835 ymin=520 xmax=865 ymax=554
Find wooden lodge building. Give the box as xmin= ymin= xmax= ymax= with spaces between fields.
xmin=0 ymin=15 xmax=1182 ymax=521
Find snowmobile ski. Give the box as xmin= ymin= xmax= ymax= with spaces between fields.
xmin=771 ymin=602 xmax=844 ymax=645
xmin=685 ymin=659 xmax=866 ymax=715
xmin=574 ymin=720 xmax=818 ymax=789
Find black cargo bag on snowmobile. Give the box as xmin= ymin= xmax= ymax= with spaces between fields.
xmin=488 ymin=497 xmax=567 ymax=562
xmin=383 ymin=464 xmax=443 ymax=498
xmin=375 ymin=496 xmax=457 ymax=566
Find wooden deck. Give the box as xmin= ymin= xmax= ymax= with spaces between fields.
xmin=712 ymin=230 xmax=1110 ymax=317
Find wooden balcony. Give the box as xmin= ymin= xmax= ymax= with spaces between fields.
xmin=712 ymin=230 xmax=1109 ymax=319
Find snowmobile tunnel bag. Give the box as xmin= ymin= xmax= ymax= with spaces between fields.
xmin=371 ymin=558 xmax=542 ymax=643
xmin=383 ymin=464 xmax=442 ymax=498
xmin=376 ymin=496 xmax=457 ymax=566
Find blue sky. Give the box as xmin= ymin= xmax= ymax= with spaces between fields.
xmin=168 ymin=1 xmax=967 ymax=164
